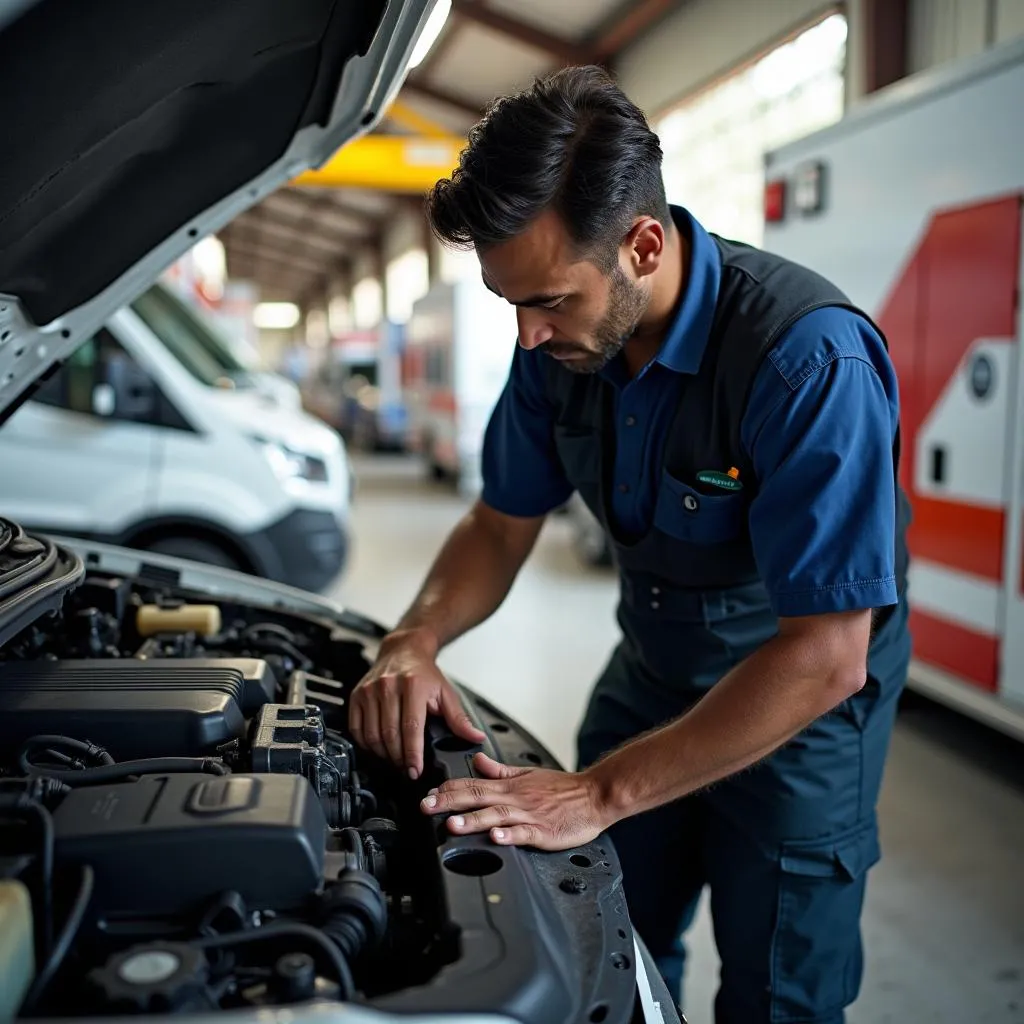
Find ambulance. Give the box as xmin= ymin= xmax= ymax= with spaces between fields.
xmin=762 ymin=36 xmax=1024 ymax=741
xmin=404 ymin=276 xmax=518 ymax=495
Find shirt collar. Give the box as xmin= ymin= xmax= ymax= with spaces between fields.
xmin=654 ymin=205 xmax=721 ymax=375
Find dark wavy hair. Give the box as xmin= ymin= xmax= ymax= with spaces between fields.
xmin=425 ymin=65 xmax=669 ymax=272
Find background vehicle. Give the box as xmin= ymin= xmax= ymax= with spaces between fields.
xmin=155 ymin=278 xmax=304 ymax=411
xmin=762 ymin=35 xmax=1024 ymax=743
xmin=403 ymin=277 xmax=518 ymax=494
xmin=301 ymin=324 xmax=408 ymax=451
xmin=0 ymin=282 xmax=353 ymax=593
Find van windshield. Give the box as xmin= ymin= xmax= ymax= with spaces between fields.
xmin=130 ymin=284 xmax=250 ymax=388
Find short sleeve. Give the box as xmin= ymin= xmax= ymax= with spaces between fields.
xmin=480 ymin=347 xmax=574 ymax=517
xmin=741 ymin=309 xmax=900 ymax=618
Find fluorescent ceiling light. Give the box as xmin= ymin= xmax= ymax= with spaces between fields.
xmin=409 ymin=0 xmax=451 ymax=69
xmin=253 ymin=302 xmax=301 ymax=330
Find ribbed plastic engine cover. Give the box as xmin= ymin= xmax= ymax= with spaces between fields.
xmin=54 ymin=773 xmax=326 ymax=917
xmin=0 ymin=660 xmax=249 ymax=760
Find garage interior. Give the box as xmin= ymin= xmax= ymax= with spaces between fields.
xmin=3 ymin=0 xmax=1024 ymax=1022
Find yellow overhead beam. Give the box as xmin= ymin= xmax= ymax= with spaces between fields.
xmin=384 ymin=99 xmax=455 ymax=139
xmin=293 ymin=135 xmax=465 ymax=194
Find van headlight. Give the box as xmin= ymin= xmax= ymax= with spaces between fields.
xmin=252 ymin=437 xmax=328 ymax=484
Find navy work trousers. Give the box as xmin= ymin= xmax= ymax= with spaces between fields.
xmin=576 ymin=595 xmax=910 ymax=1023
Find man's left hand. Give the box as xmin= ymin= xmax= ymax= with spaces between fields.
xmin=420 ymin=752 xmax=613 ymax=851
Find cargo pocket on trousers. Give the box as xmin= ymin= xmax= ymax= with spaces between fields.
xmin=770 ymin=819 xmax=881 ymax=1022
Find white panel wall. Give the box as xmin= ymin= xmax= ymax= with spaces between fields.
xmin=618 ymin=0 xmax=1024 ymax=118
xmin=996 ymin=0 xmax=1024 ymax=41
xmin=615 ymin=0 xmax=835 ymax=114
xmin=909 ymin=0 xmax=989 ymax=72
xmin=909 ymin=0 xmax=1024 ymax=71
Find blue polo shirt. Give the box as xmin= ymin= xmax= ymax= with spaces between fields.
xmin=480 ymin=206 xmax=899 ymax=619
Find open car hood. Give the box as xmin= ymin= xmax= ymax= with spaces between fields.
xmin=0 ymin=0 xmax=433 ymax=422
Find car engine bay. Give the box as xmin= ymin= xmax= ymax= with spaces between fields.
xmin=0 ymin=523 xmax=642 ymax=1023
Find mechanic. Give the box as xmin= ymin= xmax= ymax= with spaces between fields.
xmin=348 ymin=65 xmax=911 ymax=1023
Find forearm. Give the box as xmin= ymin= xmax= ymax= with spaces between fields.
xmin=589 ymin=612 xmax=870 ymax=820
xmin=392 ymin=500 xmax=544 ymax=653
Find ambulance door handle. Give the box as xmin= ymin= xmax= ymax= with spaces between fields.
xmin=930 ymin=445 xmax=946 ymax=485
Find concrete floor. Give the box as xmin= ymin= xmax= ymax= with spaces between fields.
xmin=332 ymin=455 xmax=1024 ymax=1024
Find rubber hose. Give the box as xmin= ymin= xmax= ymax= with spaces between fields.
xmin=194 ymin=924 xmax=354 ymax=999
xmin=18 ymin=864 xmax=94 ymax=1014
xmin=26 ymin=758 xmax=228 ymax=786
xmin=0 ymin=796 xmax=54 ymax=955
xmin=19 ymin=735 xmax=115 ymax=775
xmin=320 ymin=871 xmax=387 ymax=960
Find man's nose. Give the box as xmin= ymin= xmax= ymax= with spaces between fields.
xmin=517 ymin=309 xmax=555 ymax=350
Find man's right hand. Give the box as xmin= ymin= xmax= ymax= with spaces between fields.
xmin=348 ymin=628 xmax=487 ymax=780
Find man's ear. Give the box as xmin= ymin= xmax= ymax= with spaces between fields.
xmin=623 ymin=217 xmax=666 ymax=280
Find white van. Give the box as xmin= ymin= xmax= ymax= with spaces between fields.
xmin=155 ymin=278 xmax=305 ymax=412
xmin=0 ymin=282 xmax=352 ymax=593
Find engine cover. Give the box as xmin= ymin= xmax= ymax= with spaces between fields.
xmin=0 ymin=659 xmax=275 ymax=760
xmin=53 ymin=774 xmax=327 ymax=918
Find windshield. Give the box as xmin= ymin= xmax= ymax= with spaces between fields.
xmin=130 ymin=283 xmax=250 ymax=387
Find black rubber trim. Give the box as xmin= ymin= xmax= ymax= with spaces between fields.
xmin=0 ymin=533 xmax=84 ymax=648
xmin=245 ymin=507 xmax=348 ymax=592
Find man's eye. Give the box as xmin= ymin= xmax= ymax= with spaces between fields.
xmin=543 ymin=298 xmax=566 ymax=310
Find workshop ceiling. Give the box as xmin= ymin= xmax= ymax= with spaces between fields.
xmin=219 ymin=0 xmax=683 ymax=307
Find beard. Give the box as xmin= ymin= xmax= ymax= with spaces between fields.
xmin=539 ymin=266 xmax=649 ymax=374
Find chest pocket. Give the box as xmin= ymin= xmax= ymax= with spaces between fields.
xmin=553 ymin=425 xmax=601 ymax=486
xmin=553 ymin=424 xmax=604 ymax=525
xmin=653 ymin=469 xmax=748 ymax=545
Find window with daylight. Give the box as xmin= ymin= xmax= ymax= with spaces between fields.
xmin=385 ymin=248 xmax=430 ymax=326
xmin=655 ymin=12 xmax=847 ymax=247
xmin=352 ymin=276 xmax=383 ymax=330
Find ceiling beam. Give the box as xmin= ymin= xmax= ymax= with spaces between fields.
xmin=591 ymin=0 xmax=683 ymax=62
xmin=417 ymin=11 xmax=465 ymax=78
xmin=298 ymin=254 xmax=355 ymax=312
xmin=450 ymin=0 xmax=587 ymax=62
xmin=230 ymin=215 xmax=355 ymax=257
xmin=225 ymin=259 xmax=309 ymax=295
xmin=259 ymin=193 xmax=377 ymax=235
xmin=294 ymin=135 xmax=463 ymax=193
xmin=230 ymin=205 xmax=362 ymax=241
xmin=223 ymin=236 xmax=328 ymax=276
xmin=283 ymin=196 xmax=344 ymax=264
xmin=232 ymin=206 xmax=366 ymax=243
xmin=263 ymin=187 xmax=379 ymax=222
xmin=323 ymin=190 xmax=398 ymax=218
xmin=399 ymin=2 xmax=687 ymax=122
xmin=386 ymin=98 xmax=456 ymax=138
xmin=401 ymin=79 xmax=483 ymax=118
xmin=229 ymin=267 xmax=309 ymax=296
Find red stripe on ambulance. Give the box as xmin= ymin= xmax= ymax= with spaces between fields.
xmin=878 ymin=195 xmax=1021 ymax=684
xmin=909 ymin=608 xmax=999 ymax=692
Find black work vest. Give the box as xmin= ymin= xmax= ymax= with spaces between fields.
xmin=542 ymin=235 xmax=911 ymax=677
